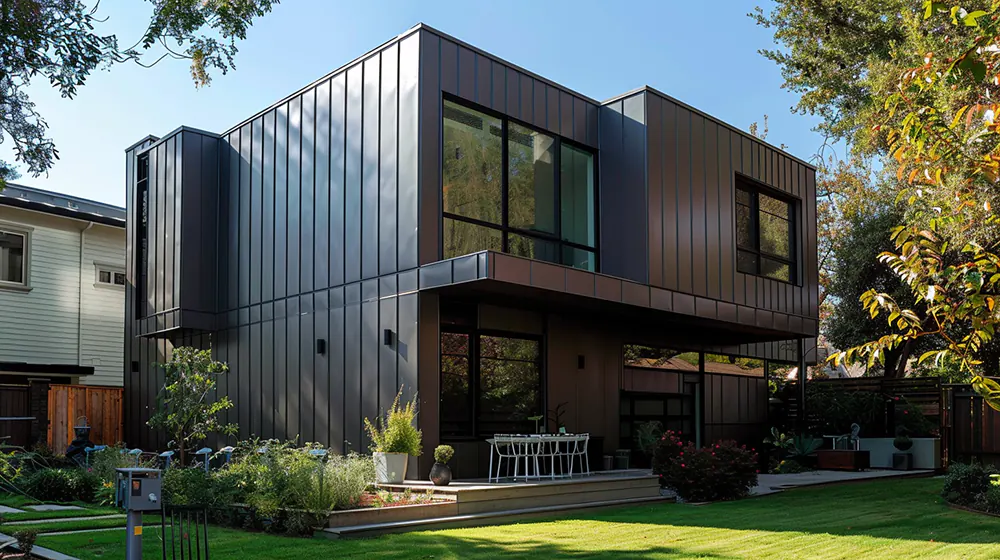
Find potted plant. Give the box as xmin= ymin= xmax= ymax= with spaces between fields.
xmin=429 ymin=445 xmax=454 ymax=486
xmin=364 ymin=388 xmax=422 ymax=484
xmin=892 ymin=427 xmax=913 ymax=470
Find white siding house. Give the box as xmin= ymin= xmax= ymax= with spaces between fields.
xmin=0 ymin=184 xmax=126 ymax=386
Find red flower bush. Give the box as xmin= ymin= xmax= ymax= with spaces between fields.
xmin=652 ymin=433 xmax=758 ymax=502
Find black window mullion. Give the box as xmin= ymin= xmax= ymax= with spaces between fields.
xmin=501 ymin=118 xmax=509 ymax=254
xmin=752 ymin=191 xmax=762 ymax=275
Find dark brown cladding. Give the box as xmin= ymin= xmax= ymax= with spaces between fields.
xmin=634 ymin=87 xmax=819 ymax=334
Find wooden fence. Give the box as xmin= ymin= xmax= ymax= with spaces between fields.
xmin=47 ymin=385 xmax=123 ymax=455
xmin=943 ymin=384 xmax=1000 ymax=466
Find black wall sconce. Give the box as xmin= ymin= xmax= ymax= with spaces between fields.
xmin=577 ymin=355 xmax=586 ymax=369
xmin=383 ymin=329 xmax=394 ymax=346
xmin=316 ymin=338 xmax=327 ymax=356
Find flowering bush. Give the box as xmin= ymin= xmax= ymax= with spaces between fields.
xmin=652 ymin=434 xmax=758 ymax=502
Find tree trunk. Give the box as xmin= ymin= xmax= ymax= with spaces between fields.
xmin=883 ymin=349 xmax=901 ymax=379
xmin=178 ymin=440 xmax=186 ymax=467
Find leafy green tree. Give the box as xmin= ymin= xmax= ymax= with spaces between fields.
xmin=148 ymin=347 xmax=237 ymax=465
xmin=0 ymin=0 xmax=278 ymax=188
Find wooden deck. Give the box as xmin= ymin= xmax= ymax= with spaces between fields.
xmin=377 ymin=470 xmax=663 ymax=515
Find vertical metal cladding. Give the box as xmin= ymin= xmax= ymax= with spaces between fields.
xmin=126 ymin=31 xmax=423 ymax=451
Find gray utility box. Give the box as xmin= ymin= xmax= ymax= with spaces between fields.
xmin=115 ymin=468 xmax=162 ymax=511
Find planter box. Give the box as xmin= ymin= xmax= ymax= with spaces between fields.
xmin=374 ymin=452 xmax=409 ymax=484
xmin=857 ymin=438 xmax=941 ymax=470
xmin=816 ymin=449 xmax=870 ymax=471
xmin=326 ymin=501 xmax=457 ymax=528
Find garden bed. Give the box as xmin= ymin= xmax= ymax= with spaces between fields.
xmin=326 ymin=499 xmax=456 ymax=528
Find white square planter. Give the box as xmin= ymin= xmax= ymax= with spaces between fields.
xmin=374 ymin=452 xmax=409 ymax=483
xmin=857 ymin=438 xmax=941 ymax=470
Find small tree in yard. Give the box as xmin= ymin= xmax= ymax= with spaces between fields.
xmin=148 ymin=347 xmax=237 ymax=465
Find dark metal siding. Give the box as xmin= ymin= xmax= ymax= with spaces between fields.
xmin=125 ymin=32 xmax=424 ymax=451
xmin=637 ymin=89 xmax=819 ymax=336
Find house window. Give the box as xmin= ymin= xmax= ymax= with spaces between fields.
xmin=0 ymin=228 xmax=28 ymax=287
xmin=440 ymin=329 xmax=543 ymax=438
xmin=442 ymin=98 xmax=597 ymax=271
xmin=736 ymin=176 xmax=796 ymax=283
xmin=97 ymin=266 xmax=126 ymax=287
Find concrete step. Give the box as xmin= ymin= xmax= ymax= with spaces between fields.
xmin=320 ymin=495 xmax=672 ymax=539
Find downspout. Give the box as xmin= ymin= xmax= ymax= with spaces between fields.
xmin=78 ymin=222 xmax=95 ymax=369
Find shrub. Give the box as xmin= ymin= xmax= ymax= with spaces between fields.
xmin=163 ymin=468 xmax=215 ymax=507
xmin=434 ymin=445 xmax=454 ymax=464
xmin=22 ymin=468 xmax=99 ymax=503
xmin=942 ymin=462 xmax=998 ymax=506
xmin=89 ymin=444 xmax=156 ymax=484
xmin=364 ymin=388 xmax=422 ymax=456
xmin=975 ymin=485 xmax=1000 ymax=515
xmin=772 ymin=458 xmax=809 ymax=474
xmin=654 ymin=438 xmax=758 ymax=502
xmin=13 ymin=529 xmax=37 ymax=555
xmin=326 ymin=453 xmax=374 ymax=510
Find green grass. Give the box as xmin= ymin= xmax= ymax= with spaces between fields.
xmin=0 ymin=494 xmax=118 ymax=522
xmin=2 ymin=515 xmax=131 ymax=534
xmin=34 ymin=478 xmax=1000 ymax=559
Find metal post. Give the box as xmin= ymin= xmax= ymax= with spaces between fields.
xmin=125 ymin=509 xmax=144 ymax=560
xmin=797 ymin=338 xmax=807 ymax=430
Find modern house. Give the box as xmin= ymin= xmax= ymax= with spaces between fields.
xmin=123 ymin=24 xmax=819 ymax=478
xmin=0 ymin=184 xmax=127 ymax=447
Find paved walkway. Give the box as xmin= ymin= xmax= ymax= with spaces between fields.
xmin=751 ymin=469 xmax=934 ymax=496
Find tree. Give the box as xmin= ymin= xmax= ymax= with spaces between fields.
xmin=148 ymin=346 xmax=237 ymax=465
xmin=0 ymin=0 xmax=278 ymax=188
xmin=828 ymin=2 xmax=1000 ymax=410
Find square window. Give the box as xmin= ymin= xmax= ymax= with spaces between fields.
xmin=114 ymin=272 xmax=126 ymax=286
xmin=734 ymin=177 xmax=796 ymax=283
xmin=99 ymin=270 xmax=112 ymax=284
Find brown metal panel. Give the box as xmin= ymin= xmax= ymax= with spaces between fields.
xmin=737 ymin=305 xmax=755 ymax=326
xmin=530 ymin=261 xmax=566 ymax=292
xmin=650 ymin=287 xmax=672 ymax=311
xmin=586 ymin=103 xmax=599 ymax=147
xmin=520 ymin=75 xmax=534 ymax=124
xmin=475 ymin=53 xmax=491 ymax=108
xmin=673 ymin=292 xmax=695 ymax=316
xmin=806 ymin=168 xmax=819 ymax=318
xmin=458 ymin=45 xmax=475 ymax=102
xmin=622 ymin=282 xmax=650 ymax=307
xmin=718 ymin=301 xmax=737 ymax=323
xmin=566 ymin=268 xmax=595 ymax=296
xmin=533 ymin=79 xmax=546 ymax=129
xmin=417 ymin=293 xmax=440 ymax=476
xmin=756 ymin=309 xmax=774 ymax=330
xmin=494 ymin=253 xmax=531 ymax=285
xmin=492 ymin=63 xmax=506 ymax=114
xmin=560 ymin=91 xmax=574 ymax=138
xmin=441 ymin=39 xmax=458 ymax=95
xmin=418 ymin=31 xmax=441 ymax=266
xmin=741 ymin=136 xmax=752 ymax=177
xmin=398 ymin=36 xmax=419 ymax=271
xmin=705 ymin=121 xmax=720 ymax=300
xmin=506 ymin=67 xmax=520 ymax=119
xmin=796 ymin=164 xmax=806 ymax=316
xmin=789 ymin=315 xmax=803 ymax=333
xmin=721 ymin=129 xmax=736 ymax=302
xmin=574 ymin=97 xmax=588 ymax=146
xmin=595 ymin=275 xmax=622 ymax=301
xmin=690 ymin=114 xmax=707 ymax=298
xmin=757 ymin=276 xmax=766 ymax=310
xmin=647 ymin=96 xmax=663 ymax=288
xmin=773 ymin=312 xmax=789 ymax=332
xmin=695 ymin=297 xmax=716 ymax=319
xmin=676 ymin=107 xmax=692 ymax=294
xmin=662 ymin=98 xmax=678 ymax=291
xmin=547 ymin=83 xmax=560 ymax=135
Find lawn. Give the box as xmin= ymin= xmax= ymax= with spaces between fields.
xmin=0 ymin=494 xmax=118 ymax=522
xmin=36 ymin=477 xmax=1000 ymax=559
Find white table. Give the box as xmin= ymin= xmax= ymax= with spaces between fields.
xmin=486 ymin=433 xmax=590 ymax=482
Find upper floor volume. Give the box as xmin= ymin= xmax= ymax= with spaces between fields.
xmin=124 ymin=23 xmax=819 ymax=342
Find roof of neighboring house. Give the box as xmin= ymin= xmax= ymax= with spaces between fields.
xmin=0 ymin=183 xmax=125 ymax=228
xmin=627 ymin=357 xmax=766 ymax=377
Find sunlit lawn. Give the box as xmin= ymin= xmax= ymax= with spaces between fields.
xmin=38 ymin=477 xmax=1000 ymax=559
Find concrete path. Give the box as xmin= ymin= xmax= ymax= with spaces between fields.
xmin=751 ymin=469 xmax=934 ymax=496
xmin=3 ymin=513 xmax=125 ymax=526
xmin=0 ymin=532 xmax=79 ymax=560
xmin=25 ymin=505 xmax=84 ymax=512
xmin=0 ymin=505 xmax=24 ymax=514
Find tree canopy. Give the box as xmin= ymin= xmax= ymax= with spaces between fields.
xmin=0 ymin=0 xmax=277 ymax=188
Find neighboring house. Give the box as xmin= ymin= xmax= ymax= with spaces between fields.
xmin=0 ymin=184 xmax=126 ymax=387
xmin=123 ymin=24 xmax=819 ymax=478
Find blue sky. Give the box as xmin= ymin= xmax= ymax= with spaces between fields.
xmin=1 ymin=0 xmax=827 ymax=207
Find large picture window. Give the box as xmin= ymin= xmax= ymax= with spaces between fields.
xmin=0 ymin=228 xmax=27 ymax=287
xmin=735 ymin=176 xmax=796 ymax=283
xmin=443 ymin=98 xmax=597 ymax=271
xmin=440 ymin=329 xmax=542 ymax=438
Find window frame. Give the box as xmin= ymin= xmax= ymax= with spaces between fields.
xmin=0 ymin=223 xmax=32 ymax=292
xmin=440 ymin=325 xmax=546 ymax=441
xmin=735 ymin=174 xmax=798 ymax=284
xmin=95 ymin=263 xmax=126 ymax=289
xmin=441 ymin=95 xmax=600 ymax=271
